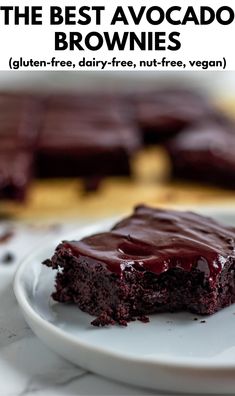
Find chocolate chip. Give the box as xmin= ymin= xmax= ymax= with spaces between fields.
xmin=200 ymin=320 xmax=206 ymax=323
xmin=1 ymin=252 xmax=15 ymax=264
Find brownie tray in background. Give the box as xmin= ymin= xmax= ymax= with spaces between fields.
xmin=0 ymin=88 xmax=234 ymax=201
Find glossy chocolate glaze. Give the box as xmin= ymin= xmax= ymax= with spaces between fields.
xmin=64 ymin=206 xmax=235 ymax=278
xmin=135 ymin=88 xmax=214 ymax=131
xmin=168 ymin=122 xmax=235 ymax=159
xmin=39 ymin=112 xmax=139 ymax=153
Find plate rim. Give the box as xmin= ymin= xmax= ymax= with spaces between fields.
xmin=13 ymin=210 xmax=235 ymax=371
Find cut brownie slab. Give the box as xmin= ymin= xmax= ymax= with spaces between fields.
xmin=36 ymin=95 xmax=140 ymax=178
xmin=166 ymin=122 xmax=235 ymax=188
xmin=44 ymin=205 xmax=235 ymax=326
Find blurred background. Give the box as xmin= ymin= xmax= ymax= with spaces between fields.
xmin=2 ymin=71 xmax=235 ymax=97
xmin=0 ymin=70 xmax=235 ymax=223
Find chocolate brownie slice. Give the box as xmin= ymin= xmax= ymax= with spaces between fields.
xmin=44 ymin=205 xmax=235 ymax=326
xmin=167 ymin=122 xmax=235 ymax=188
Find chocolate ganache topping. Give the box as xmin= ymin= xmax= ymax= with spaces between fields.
xmin=64 ymin=206 xmax=235 ymax=278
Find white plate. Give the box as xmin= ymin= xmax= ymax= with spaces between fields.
xmin=14 ymin=211 xmax=235 ymax=394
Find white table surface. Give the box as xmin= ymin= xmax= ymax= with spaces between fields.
xmin=0 ymin=219 xmax=229 ymax=396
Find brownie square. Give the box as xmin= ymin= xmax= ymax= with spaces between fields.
xmin=166 ymin=122 xmax=235 ymax=188
xmin=44 ymin=205 xmax=235 ymax=326
xmin=36 ymin=95 xmax=140 ymax=178
xmin=134 ymin=88 xmax=216 ymax=144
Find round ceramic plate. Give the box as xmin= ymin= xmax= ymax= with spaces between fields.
xmin=14 ymin=210 xmax=235 ymax=394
